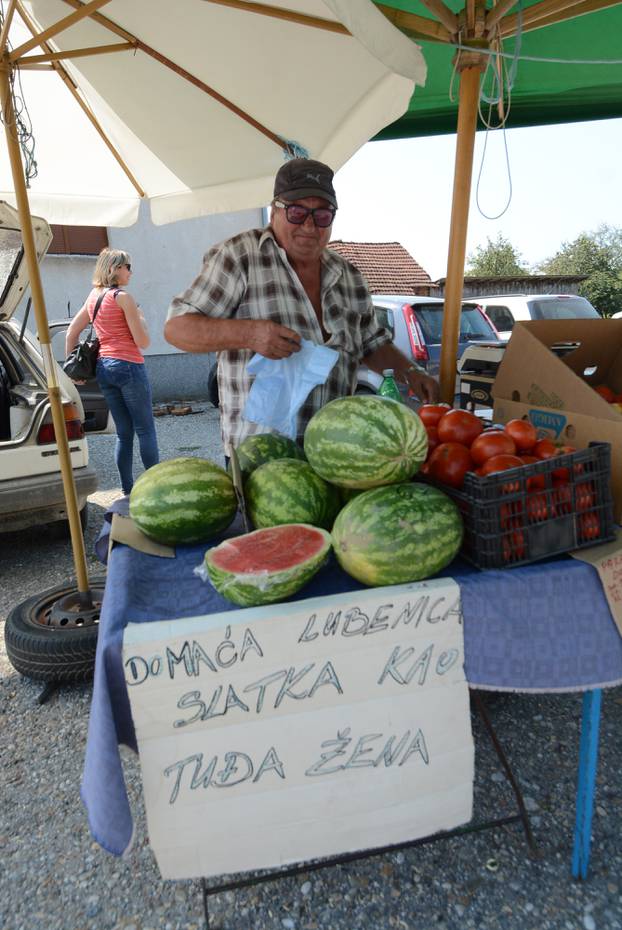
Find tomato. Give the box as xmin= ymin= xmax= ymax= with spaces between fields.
xmin=552 ymin=480 xmax=572 ymax=515
xmin=418 ymin=403 xmax=452 ymax=428
xmin=551 ymin=444 xmax=577 ymax=481
xmin=578 ymin=511 xmax=601 ymax=541
xmin=437 ymin=409 xmax=484 ymax=447
xmin=502 ymin=518 xmax=526 ymax=562
xmin=594 ymin=384 xmax=615 ymax=403
xmin=425 ymin=425 xmax=440 ymax=457
xmin=503 ymin=419 xmax=537 ymax=453
xmin=532 ymin=438 xmax=558 ymax=460
xmin=500 ymin=500 xmax=523 ymax=528
xmin=576 ymin=481 xmax=596 ymax=512
xmin=479 ymin=453 xmax=525 ymax=493
xmin=470 ymin=430 xmax=517 ymax=466
xmin=520 ymin=455 xmax=546 ymax=490
xmin=526 ymin=491 xmax=549 ymax=522
xmin=427 ymin=442 xmax=474 ymax=488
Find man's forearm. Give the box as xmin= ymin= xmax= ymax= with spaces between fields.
xmin=164 ymin=315 xmax=257 ymax=353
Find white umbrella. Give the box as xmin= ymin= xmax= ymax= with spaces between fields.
xmin=0 ymin=0 xmax=425 ymax=604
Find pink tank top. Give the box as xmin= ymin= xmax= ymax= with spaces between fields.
xmin=88 ymin=288 xmax=144 ymax=364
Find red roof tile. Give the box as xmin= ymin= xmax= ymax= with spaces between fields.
xmin=328 ymin=240 xmax=433 ymax=294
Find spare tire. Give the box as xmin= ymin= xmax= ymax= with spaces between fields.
xmin=4 ymin=576 xmax=106 ymax=682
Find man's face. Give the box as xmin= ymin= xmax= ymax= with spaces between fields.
xmin=271 ymin=196 xmax=334 ymax=265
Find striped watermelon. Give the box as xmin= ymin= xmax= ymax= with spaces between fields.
xmin=234 ymin=432 xmax=306 ymax=482
xmin=245 ymin=458 xmax=341 ymax=530
xmin=332 ymin=482 xmax=463 ymax=586
xmin=304 ymin=395 xmax=428 ymax=489
xmin=130 ymin=457 xmax=237 ymax=545
xmin=205 ymin=523 xmax=331 ymax=606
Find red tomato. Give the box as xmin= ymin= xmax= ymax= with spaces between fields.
xmin=500 ymin=500 xmax=523 ymax=528
xmin=425 ymin=425 xmax=440 ymax=457
xmin=470 ymin=430 xmax=517 ymax=466
xmin=427 ymin=442 xmax=474 ymax=488
xmin=579 ymin=511 xmax=601 ymax=540
xmin=550 ymin=444 xmax=577 ymax=481
xmin=503 ymin=419 xmax=537 ymax=453
xmin=418 ymin=403 xmax=452 ymax=428
xmin=502 ymin=518 xmax=526 ymax=562
xmin=533 ymin=438 xmax=558 ymax=460
xmin=552 ymin=480 xmax=572 ymax=515
xmin=526 ymin=491 xmax=549 ymax=522
xmin=479 ymin=453 xmax=525 ymax=493
xmin=576 ymin=481 xmax=596 ymax=512
xmin=520 ymin=455 xmax=546 ymax=490
xmin=594 ymin=384 xmax=615 ymax=403
xmin=437 ymin=409 xmax=484 ymax=447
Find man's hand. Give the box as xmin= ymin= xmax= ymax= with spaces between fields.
xmin=249 ymin=320 xmax=301 ymax=359
xmin=404 ymin=367 xmax=440 ymax=404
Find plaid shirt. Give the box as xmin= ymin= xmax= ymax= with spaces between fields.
xmin=168 ymin=227 xmax=392 ymax=453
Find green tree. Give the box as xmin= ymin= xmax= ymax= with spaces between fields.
xmin=466 ymin=233 xmax=528 ymax=276
xmin=537 ymin=224 xmax=622 ymax=316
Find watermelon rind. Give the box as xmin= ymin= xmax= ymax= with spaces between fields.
xmin=332 ymin=482 xmax=463 ymax=586
xmin=245 ymin=458 xmax=341 ymax=530
xmin=234 ymin=433 xmax=306 ymax=482
xmin=304 ymin=395 xmax=428 ymax=489
xmin=129 ymin=457 xmax=237 ymax=546
xmin=205 ymin=524 xmax=332 ymax=606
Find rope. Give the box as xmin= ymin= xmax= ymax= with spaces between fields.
xmin=0 ymin=2 xmax=38 ymax=186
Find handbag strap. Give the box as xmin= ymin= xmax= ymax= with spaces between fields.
xmin=90 ymin=286 xmax=113 ymax=324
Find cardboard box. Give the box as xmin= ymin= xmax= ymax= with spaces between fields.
xmin=492 ymin=319 xmax=622 ymax=522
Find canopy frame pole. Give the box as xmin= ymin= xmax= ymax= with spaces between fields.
xmin=9 ymin=0 xmax=112 ymax=60
xmin=0 ymin=58 xmax=92 ymax=604
xmin=439 ymin=58 xmax=485 ymax=404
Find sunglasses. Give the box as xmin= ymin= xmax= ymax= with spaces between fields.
xmin=274 ymin=200 xmax=336 ymax=228
xmin=123 ymin=263 xmax=132 ymax=272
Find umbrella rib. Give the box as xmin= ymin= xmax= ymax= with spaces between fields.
xmin=18 ymin=41 xmax=135 ymax=67
xmin=418 ymin=0 xmax=459 ymax=35
xmin=13 ymin=0 xmax=145 ymax=198
xmin=58 ymin=0 xmax=298 ymax=154
xmin=0 ymin=0 xmax=18 ymax=54
xmin=201 ymin=0 xmax=349 ymax=35
xmin=499 ymin=0 xmax=622 ymax=36
xmin=376 ymin=3 xmax=453 ymax=42
xmin=9 ymin=0 xmax=112 ymax=61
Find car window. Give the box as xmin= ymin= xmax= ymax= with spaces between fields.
xmin=412 ymin=303 xmax=496 ymax=344
xmin=530 ymin=297 xmax=601 ymax=321
xmin=484 ymin=305 xmax=515 ymax=331
xmin=372 ymin=305 xmax=395 ymax=338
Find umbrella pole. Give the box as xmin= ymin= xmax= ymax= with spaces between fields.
xmin=439 ymin=62 xmax=483 ymax=404
xmin=0 ymin=63 xmax=92 ymax=606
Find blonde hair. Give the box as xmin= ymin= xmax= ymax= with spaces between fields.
xmin=92 ymin=248 xmax=131 ymax=287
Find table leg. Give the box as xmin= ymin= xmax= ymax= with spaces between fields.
xmin=572 ymin=688 xmax=602 ymax=880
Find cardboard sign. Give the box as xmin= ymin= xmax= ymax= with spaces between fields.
xmin=123 ymin=578 xmax=474 ymax=880
xmin=571 ymin=527 xmax=622 ymax=638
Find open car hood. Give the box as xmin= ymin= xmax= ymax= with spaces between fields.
xmin=0 ymin=201 xmax=52 ymax=321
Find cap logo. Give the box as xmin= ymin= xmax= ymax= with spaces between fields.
xmin=306 ymin=172 xmax=321 ymax=183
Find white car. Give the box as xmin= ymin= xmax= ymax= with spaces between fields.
xmin=0 ymin=201 xmax=102 ymax=534
xmin=471 ymin=293 xmax=601 ymax=340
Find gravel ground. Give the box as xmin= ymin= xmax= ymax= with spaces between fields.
xmin=1 ymin=400 xmax=622 ymax=930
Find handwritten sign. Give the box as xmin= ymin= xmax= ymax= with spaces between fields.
xmin=122 ymin=578 xmax=474 ymax=880
xmin=571 ymin=527 xmax=622 ymax=637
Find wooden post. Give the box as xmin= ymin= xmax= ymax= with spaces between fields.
xmin=0 ymin=59 xmax=92 ymax=599
xmin=439 ymin=61 xmax=484 ymax=404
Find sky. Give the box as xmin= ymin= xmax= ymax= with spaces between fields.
xmin=330 ymin=117 xmax=622 ymax=282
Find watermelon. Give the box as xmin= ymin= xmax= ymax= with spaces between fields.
xmin=234 ymin=433 xmax=305 ymax=482
xmin=304 ymin=395 xmax=428 ymax=489
xmin=205 ymin=523 xmax=331 ymax=606
xmin=245 ymin=458 xmax=341 ymax=530
xmin=332 ymin=482 xmax=463 ymax=586
xmin=130 ymin=457 xmax=237 ymax=546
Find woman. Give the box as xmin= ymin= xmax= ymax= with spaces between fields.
xmin=66 ymin=248 xmax=159 ymax=496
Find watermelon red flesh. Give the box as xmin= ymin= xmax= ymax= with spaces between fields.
xmin=210 ymin=525 xmax=326 ymax=573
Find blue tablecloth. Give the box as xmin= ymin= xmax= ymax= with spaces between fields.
xmin=82 ymin=508 xmax=622 ymax=859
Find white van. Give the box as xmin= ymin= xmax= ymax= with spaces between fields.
xmin=471 ymin=293 xmax=601 ymax=340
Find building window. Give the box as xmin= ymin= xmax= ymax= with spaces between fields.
xmin=48 ymin=225 xmax=108 ymax=256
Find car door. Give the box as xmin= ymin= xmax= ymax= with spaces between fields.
xmin=48 ymin=316 xmax=111 ymax=432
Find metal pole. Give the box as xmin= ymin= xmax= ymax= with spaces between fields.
xmin=0 ymin=58 xmax=92 ymax=602
xmin=439 ymin=62 xmax=483 ymax=404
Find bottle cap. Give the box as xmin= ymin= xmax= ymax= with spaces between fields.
xmin=382 ymin=369 xmax=394 ymax=377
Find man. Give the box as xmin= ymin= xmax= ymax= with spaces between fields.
xmin=165 ymin=158 xmax=439 ymax=455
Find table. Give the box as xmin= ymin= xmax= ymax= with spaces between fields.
xmin=81 ymin=506 xmax=622 ymax=879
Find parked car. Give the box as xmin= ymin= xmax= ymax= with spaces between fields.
xmin=0 ymin=201 xmax=107 ymax=535
xmin=356 ymin=294 xmax=501 ymax=394
xmin=470 ymin=293 xmax=601 ymax=341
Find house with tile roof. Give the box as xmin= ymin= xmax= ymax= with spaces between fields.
xmin=328 ymin=240 xmax=435 ymax=296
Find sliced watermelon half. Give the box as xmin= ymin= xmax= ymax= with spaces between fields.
xmin=205 ymin=523 xmax=332 ymax=607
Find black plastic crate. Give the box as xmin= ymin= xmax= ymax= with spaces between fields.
xmin=422 ymin=442 xmax=615 ymax=570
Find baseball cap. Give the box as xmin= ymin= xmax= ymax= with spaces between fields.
xmin=273 ymin=158 xmax=338 ymax=208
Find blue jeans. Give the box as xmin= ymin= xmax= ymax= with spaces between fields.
xmin=96 ymin=357 xmax=159 ymax=495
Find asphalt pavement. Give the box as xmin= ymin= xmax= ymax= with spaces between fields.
xmin=1 ymin=400 xmax=621 ymax=930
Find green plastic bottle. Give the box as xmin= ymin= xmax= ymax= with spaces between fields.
xmin=378 ymin=369 xmax=403 ymax=403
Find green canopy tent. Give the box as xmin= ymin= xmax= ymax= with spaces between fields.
xmin=348 ymin=0 xmax=622 ymax=400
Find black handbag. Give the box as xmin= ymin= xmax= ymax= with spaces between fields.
xmin=63 ymin=288 xmax=110 ymax=381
